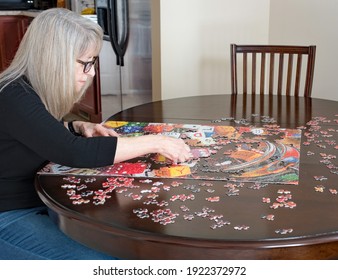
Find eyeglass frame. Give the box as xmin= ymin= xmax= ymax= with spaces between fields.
xmin=76 ymin=56 xmax=98 ymax=73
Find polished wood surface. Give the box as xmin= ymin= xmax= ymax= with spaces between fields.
xmin=36 ymin=94 xmax=338 ymax=259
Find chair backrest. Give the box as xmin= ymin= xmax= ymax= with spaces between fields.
xmin=230 ymin=44 xmax=316 ymax=97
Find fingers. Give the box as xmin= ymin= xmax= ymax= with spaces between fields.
xmin=97 ymin=124 xmax=119 ymax=136
xmin=108 ymin=130 xmax=120 ymax=137
xmin=163 ymin=137 xmax=192 ymax=164
xmin=102 ymin=123 xmax=120 ymax=136
xmin=83 ymin=123 xmax=119 ymax=137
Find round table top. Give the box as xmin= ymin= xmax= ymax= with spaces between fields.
xmin=36 ymin=94 xmax=338 ymax=259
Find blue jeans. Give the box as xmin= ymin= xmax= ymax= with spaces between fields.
xmin=0 ymin=206 xmax=118 ymax=260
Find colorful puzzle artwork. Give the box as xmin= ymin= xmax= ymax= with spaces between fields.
xmin=40 ymin=121 xmax=301 ymax=185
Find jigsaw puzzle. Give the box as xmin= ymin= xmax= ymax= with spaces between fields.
xmin=39 ymin=121 xmax=301 ymax=185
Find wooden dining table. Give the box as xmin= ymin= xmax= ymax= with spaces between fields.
xmin=35 ymin=94 xmax=338 ymax=259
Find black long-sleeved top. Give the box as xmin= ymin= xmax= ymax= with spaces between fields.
xmin=0 ymin=77 xmax=117 ymax=211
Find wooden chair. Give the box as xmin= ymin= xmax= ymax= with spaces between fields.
xmin=230 ymin=44 xmax=316 ymax=97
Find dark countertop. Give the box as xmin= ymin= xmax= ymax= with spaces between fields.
xmin=0 ymin=10 xmax=41 ymax=17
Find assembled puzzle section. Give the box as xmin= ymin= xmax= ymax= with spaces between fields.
xmin=40 ymin=121 xmax=301 ymax=185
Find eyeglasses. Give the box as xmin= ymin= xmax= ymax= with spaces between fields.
xmin=76 ymin=56 xmax=98 ymax=73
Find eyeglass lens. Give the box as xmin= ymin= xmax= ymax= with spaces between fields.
xmin=78 ymin=57 xmax=97 ymax=73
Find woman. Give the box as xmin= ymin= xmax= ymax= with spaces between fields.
xmin=0 ymin=8 xmax=191 ymax=259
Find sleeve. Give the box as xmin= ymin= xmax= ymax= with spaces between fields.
xmin=1 ymin=84 xmax=117 ymax=168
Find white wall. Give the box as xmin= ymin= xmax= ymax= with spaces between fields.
xmin=269 ymin=0 xmax=338 ymax=101
xmin=152 ymin=0 xmax=270 ymax=100
xmin=152 ymin=0 xmax=338 ymax=101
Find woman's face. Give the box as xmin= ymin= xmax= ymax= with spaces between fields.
xmin=75 ymin=48 xmax=97 ymax=93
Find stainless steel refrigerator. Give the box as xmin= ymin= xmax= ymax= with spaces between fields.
xmin=96 ymin=0 xmax=152 ymax=121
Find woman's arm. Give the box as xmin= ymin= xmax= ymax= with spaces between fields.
xmin=68 ymin=121 xmax=192 ymax=164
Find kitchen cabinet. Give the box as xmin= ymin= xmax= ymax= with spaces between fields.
xmin=0 ymin=16 xmax=31 ymax=72
xmin=0 ymin=14 xmax=102 ymax=122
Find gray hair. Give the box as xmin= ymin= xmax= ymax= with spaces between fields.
xmin=0 ymin=8 xmax=103 ymax=120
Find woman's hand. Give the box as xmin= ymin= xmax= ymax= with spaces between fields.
xmin=154 ymin=135 xmax=192 ymax=164
xmin=71 ymin=121 xmax=119 ymax=137
xmin=114 ymin=134 xmax=192 ymax=164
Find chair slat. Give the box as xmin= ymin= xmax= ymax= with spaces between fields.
xmin=260 ymin=52 xmax=266 ymax=95
xmin=243 ymin=53 xmax=247 ymax=94
xmin=294 ymin=54 xmax=303 ymax=96
xmin=277 ymin=53 xmax=284 ymax=95
xmin=252 ymin=53 xmax=256 ymax=94
xmin=286 ymin=54 xmax=294 ymax=96
xmin=269 ymin=53 xmax=275 ymax=95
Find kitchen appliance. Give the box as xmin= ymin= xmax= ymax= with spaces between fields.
xmin=35 ymin=0 xmax=57 ymax=9
xmin=0 ymin=0 xmax=35 ymax=10
xmin=96 ymin=0 xmax=152 ymax=120
xmin=0 ymin=0 xmax=58 ymax=10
